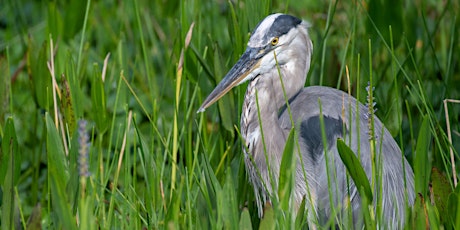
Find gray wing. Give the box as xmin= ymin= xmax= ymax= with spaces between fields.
xmin=278 ymin=86 xmax=415 ymax=227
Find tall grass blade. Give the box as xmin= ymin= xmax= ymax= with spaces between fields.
xmin=90 ymin=64 xmax=108 ymax=134
xmin=360 ymin=187 xmax=375 ymax=229
xmin=414 ymin=116 xmax=431 ymax=196
xmin=1 ymin=117 xmax=20 ymax=230
xmin=277 ymin=128 xmax=296 ymax=212
xmin=239 ymin=208 xmax=253 ymax=230
xmin=3 ymin=1 xmax=458 ymax=229
xmin=45 ymin=113 xmax=76 ymax=229
xmin=60 ymin=76 xmax=76 ymax=134
xmin=29 ymin=41 xmax=51 ymax=110
xmin=220 ymin=172 xmax=239 ymax=229
xmin=215 ymin=49 xmax=236 ymax=136
xmin=430 ymin=168 xmax=452 ymax=226
xmin=47 ymin=2 xmax=63 ymax=41
xmin=26 ymin=204 xmax=42 ymax=230
xmin=76 ymin=0 xmax=91 ymax=72
xmin=294 ymin=196 xmax=307 ymax=229
xmin=133 ymin=120 xmax=157 ymax=223
xmin=62 ymin=0 xmax=86 ymax=41
xmin=412 ymin=194 xmax=428 ymax=229
xmin=336 ymin=138 xmax=373 ymax=201
xmin=447 ymin=185 xmax=460 ymax=229
xmin=427 ymin=202 xmax=440 ymax=230
xmin=258 ymin=204 xmax=275 ymax=230
xmin=0 ymin=55 xmax=10 ymax=123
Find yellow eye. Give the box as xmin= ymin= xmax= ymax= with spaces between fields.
xmin=271 ymin=37 xmax=279 ymax=46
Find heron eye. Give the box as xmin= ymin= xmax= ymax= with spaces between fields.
xmin=271 ymin=37 xmax=279 ymax=46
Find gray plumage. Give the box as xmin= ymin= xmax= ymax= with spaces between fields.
xmin=198 ymin=13 xmax=414 ymax=228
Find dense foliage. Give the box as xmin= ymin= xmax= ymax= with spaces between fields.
xmin=1 ymin=0 xmax=459 ymax=228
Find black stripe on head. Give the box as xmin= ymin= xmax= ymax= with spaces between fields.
xmin=300 ymin=115 xmax=347 ymax=163
xmin=249 ymin=14 xmax=302 ymax=47
xmin=266 ymin=15 xmax=302 ymax=38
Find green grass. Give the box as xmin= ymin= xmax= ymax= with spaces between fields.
xmin=1 ymin=0 xmax=459 ymax=229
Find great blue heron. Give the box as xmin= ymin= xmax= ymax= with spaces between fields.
xmin=198 ymin=13 xmax=414 ymax=227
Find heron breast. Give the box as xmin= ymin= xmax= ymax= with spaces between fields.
xmin=244 ymin=128 xmax=260 ymax=155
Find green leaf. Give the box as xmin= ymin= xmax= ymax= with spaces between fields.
xmin=215 ymin=45 xmax=235 ymax=138
xmin=336 ymin=138 xmax=373 ymax=201
xmin=46 ymin=113 xmax=76 ymax=229
xmin=200 ymin=154 xmax=220 ymax=226
xmin=384 ymin=83 xmax=402 ymax=137
xmin=26 ymin=204 xmax=43 ymax=230
xmin=258 ymin=203 xmax=275 ymax=230
xmin=1 ymin=117 xmax=20 ymax=230
xmin=427 ymin=201 xmax=440 ymax=230
xmin=0 ymin=56 xmax=9 ymax=123
xmin=46 ymin=114 xmax=70 ymax=183
xmin=228 ymin=3 xmax=243 ymax=60
xmin=166 ymin=177 xmax=184 ymax=229
xmin=67 ymin=122 xmax=82 ymax=212
xmin=239 ymin=208 xmax=253 ymax=230
xmin=29 ymin=40 xmax=52 ymax=109
xmin=133 ymin=120 xmax=156 ymax=217
xmin=1 ymin=117 xmax=20 ymax=185
xmin=65 ymin=54 xmax=84 ymax=118
xmin=91 ymin=64 xmax=108 ymax=134
xmin=430 ymin=168 xmax=452 ymax=226
xmin=360 ymin=186 xmax=375 ymax=230
xmin=78 ymin=196 xmax=96 ymax=230
xmin=294 ymin=196 xmax=307 ymax=229
xmin=60 ymin=76 xmax=77 ymax=134
xmin=221 ymin=173 xmax=238 ymax=230
xmin=412 ymin=194 xmax=429 ymax=230
xmin=63 ymin=0 xmax=86 ymax=40
xmin=277 ymin=128 xmax=296 ymax=211
xmin=414 ymin=116 xmax=431 ymax=196
xmin=190 ymin=45 xmax=214 ymax=82
xmin=448 ymin=185 xmax=460 ymax=229
xmin=47 ymin=2 xmax=63 ymax=40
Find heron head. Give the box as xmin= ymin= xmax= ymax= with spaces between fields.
xmin=198 ymin=13 xmax=312 ymax=112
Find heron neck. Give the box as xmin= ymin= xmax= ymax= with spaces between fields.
xmin=240 ymin=75 xmax=290 ymax=158
xmin=239 ymin=66 xmax=306 ymax=216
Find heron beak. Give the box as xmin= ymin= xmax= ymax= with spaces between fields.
xmin=197 ymin=47 xmax=263 ymax=113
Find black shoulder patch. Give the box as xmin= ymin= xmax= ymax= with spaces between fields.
xmin=267 ymin=15 xmax=302 ymax=38
xmin=300 ymin=115 xmax=346 ymax=163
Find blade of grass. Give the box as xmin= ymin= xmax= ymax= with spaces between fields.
xmin=76 ymin=0 xmax=91 ymax=72
xmin=277 ymin=128 xmax=296 ymax=213
xmin=318 ymin=99 xmax=337 ymax=227
xmin=91 ymin=63 xmax=108 ymax=134
xmin=258 ymin=204 xmax=275 ymax=230
xmin=294 ymin=196 xmax=307 ymax=229
xmin=336 ymin=138 xmax=373 ymax=201
xmin=45 ymin=113 xmax=76 ymax=229
xmin=446 ymin=190 xmax=458 ymax=229
xmin=1 ymin=117 xmax=19 ymax=230
xmin=414 ymin=116 xmax=431 ymax=196
xmin=107 ymin=110 xmax=132 ymax=228
xmin=239 ymin=208 xmax=253 ymax=230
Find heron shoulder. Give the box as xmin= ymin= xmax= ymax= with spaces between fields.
xmin=278 ymin=86 xmax=359 ymax=124
xmin=277 ymin=86 xmax=353 ymax=162
xmin=299 ymin=115 xmax=346 ymax=163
